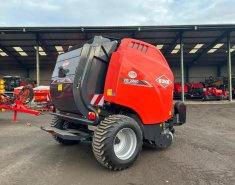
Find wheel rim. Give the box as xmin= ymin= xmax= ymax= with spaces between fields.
xmin=113 ymin=128 xmax=137 ymax=160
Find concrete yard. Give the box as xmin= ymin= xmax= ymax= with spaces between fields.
xmin=0 ymin=103 xmax=235 ymax=185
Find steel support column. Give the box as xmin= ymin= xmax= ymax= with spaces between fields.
xmin=36 ymin=38 xmax=40 ymax=86
xmin=180 ymin=34 xmax=185 ymax=102
xmin=227 ymin=31 xmax=232 ymax=101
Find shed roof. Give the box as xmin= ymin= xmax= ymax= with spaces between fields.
xmin=0 ymin=24 xmax=234 ymax=69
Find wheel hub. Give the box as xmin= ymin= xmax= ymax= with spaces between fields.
xmin=113 ymin=128 xmax=137 ymax=160
xmin=114 ymin=137 xmax=121 ymax=144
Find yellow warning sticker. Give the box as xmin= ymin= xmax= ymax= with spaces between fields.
xmin=58 ymin=84 xmax=63 ymax=91
xmin=107 ymin=89 xmax=112 ymax=96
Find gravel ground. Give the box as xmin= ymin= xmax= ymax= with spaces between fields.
xmin=0 ymin=103 xmax=235 ymax=185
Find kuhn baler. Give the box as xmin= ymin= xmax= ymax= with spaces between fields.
xmin=42 ymin=36 xmax=186 ymax=170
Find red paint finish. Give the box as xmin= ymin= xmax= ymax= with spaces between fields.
xmin=104 ymin=38 xmax=174 ymax=124
xmin=174 ymin=83 xmax=189 ymax=93
xmin=203 ymin=87 xmax=228 ymax=97
xmin=188 ymin=83 xmax=204 ymax=89
xmin=0 ymin=97 xmax=40 ymax=122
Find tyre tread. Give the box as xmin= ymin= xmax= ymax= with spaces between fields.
xmin=92 ymin=115 xmax=142 ymax=170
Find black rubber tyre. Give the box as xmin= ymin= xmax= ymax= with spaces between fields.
xmin=51 ymin=116 xmax=79 ymax=145
xmin=92 ymin=115 xmax=143 ymax=170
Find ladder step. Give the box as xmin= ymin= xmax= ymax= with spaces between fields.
xmin=41 ymin=126 xmax=84 ymax=141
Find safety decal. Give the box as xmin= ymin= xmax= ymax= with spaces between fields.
xmin=47 ymin=93 xmax=52 ymax=102
xmin=90 ymin=94 xmax=104 ymax=106
xmin=107 ymin=89 xmax=115 ymax=96
xmin=58 ymin=84 xmax=63 ymax=91
xmin=156 ymin=75 xmax=172 ymax=88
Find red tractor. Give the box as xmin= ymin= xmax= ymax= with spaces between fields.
xmin=42 ymin=36 xmax=186 ymax=170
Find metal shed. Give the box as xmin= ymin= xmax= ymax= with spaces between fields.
xmin=0 ymin=24 xmax=234 ymax=101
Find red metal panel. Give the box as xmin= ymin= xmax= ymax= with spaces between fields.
xmin=104 ymin=38 xmax=174 ymax=124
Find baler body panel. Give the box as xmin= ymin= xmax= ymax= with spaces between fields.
xmin=51 ymin=49 xmax=83 ymax=114
xmin=50 ymin=37 xmax=118 ymax=117
xmin=104 ymin=39 xmax=174 ymax=124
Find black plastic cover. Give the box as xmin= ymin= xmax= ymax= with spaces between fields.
xmin=50 ymin=36 xmax=118 ymax=118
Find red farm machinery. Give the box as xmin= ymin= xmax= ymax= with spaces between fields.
xmin=0 ymin=83 xmax=40 ymax=122
xmin=42 ymin=36 xmax=186 ymax=170
xmin=174 ymin=82 xmax=228 ymax=100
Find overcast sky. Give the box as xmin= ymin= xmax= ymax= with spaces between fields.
xmin=0 ymin=0 xmax=234 ymax=26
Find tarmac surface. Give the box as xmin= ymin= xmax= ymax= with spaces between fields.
xmin=0 ymin=103 xmax=235 ymax=185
